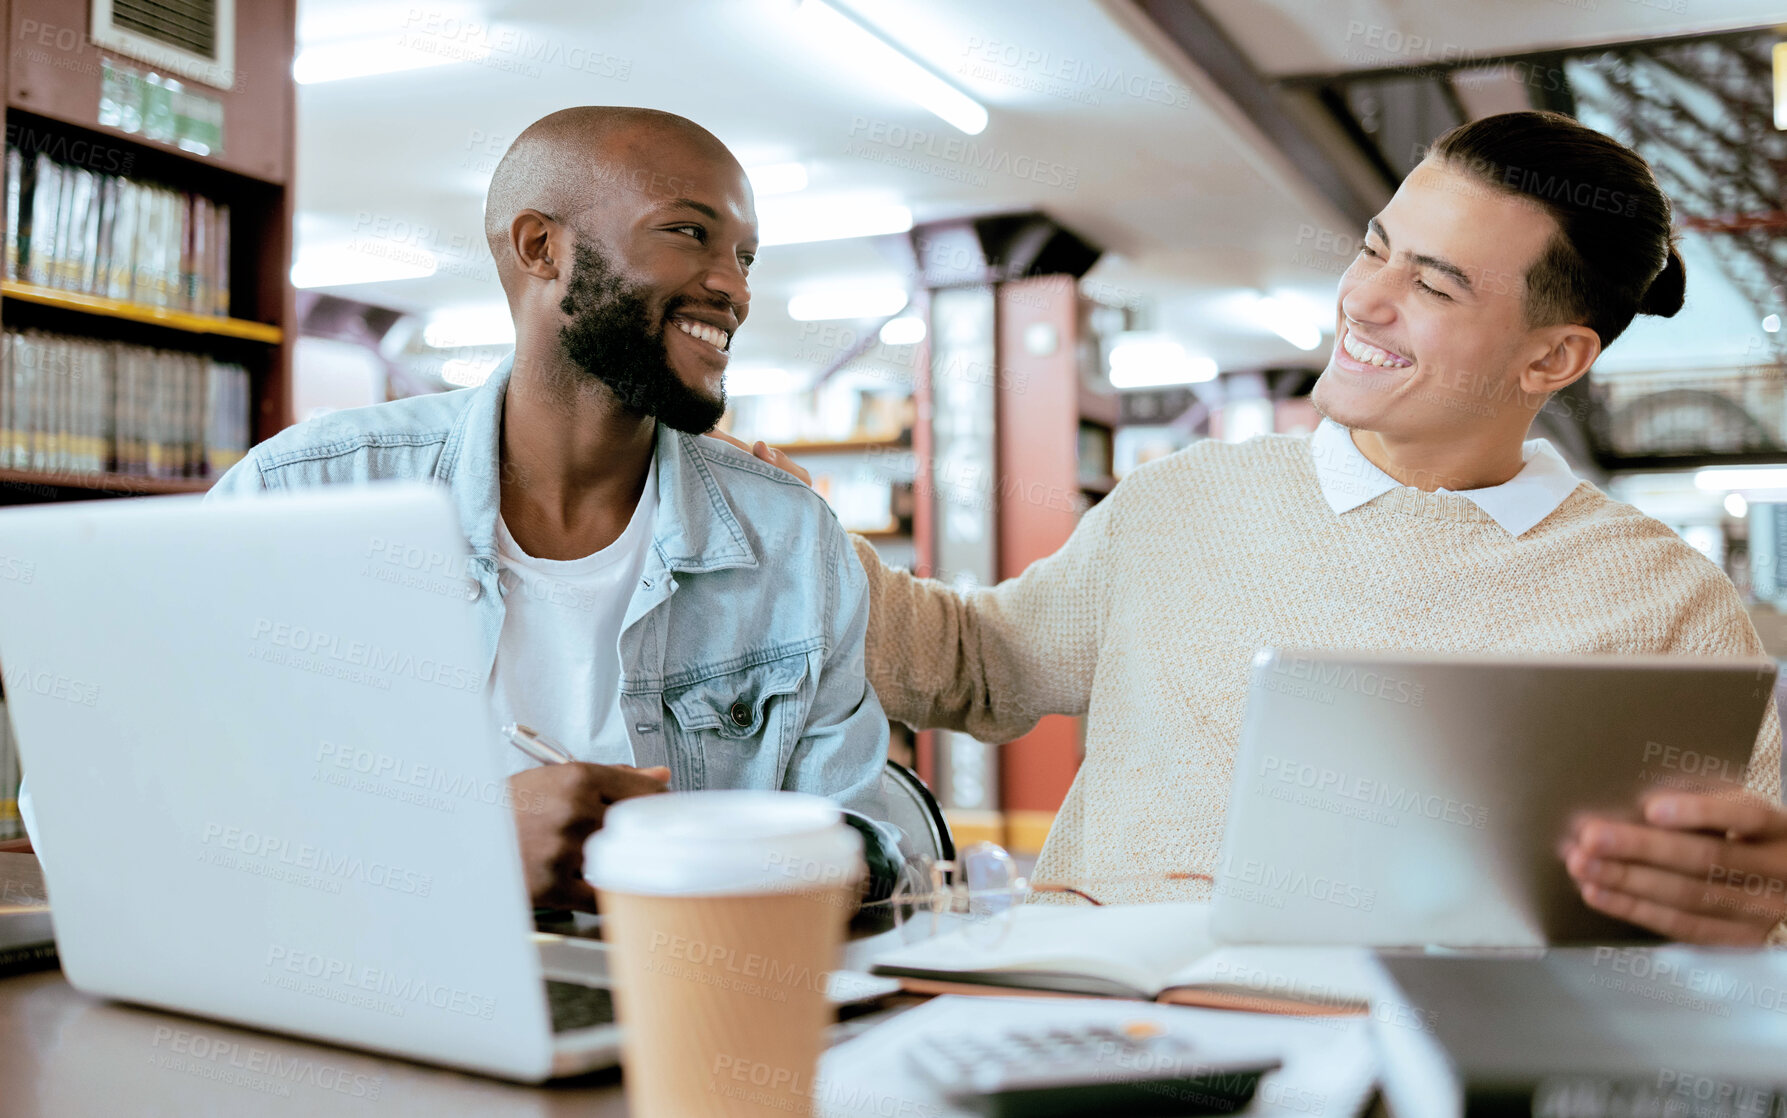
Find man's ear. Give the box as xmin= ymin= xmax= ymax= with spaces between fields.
xmin=509 ymin=209 xmax=560 ymax=281
xmin=1520 ymin=324 xmax=1600 ymax=396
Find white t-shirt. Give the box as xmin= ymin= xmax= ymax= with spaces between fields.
xmin=487 ymin=458 xmax=658 ymax=776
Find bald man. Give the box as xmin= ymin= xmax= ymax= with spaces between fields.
xmin=206 ymin=107 xmax=893 ymax=911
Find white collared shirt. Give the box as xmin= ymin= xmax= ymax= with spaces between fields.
xmin=1309 ymin=418 xmax=1580 ymax=537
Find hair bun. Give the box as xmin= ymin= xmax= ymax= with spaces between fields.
xmin=1639 ymin=243 xmax=1686 ymax=318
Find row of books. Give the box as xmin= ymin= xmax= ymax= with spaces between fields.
xmin=0 ymin=695 xmax=17 ymax=842
xmin=1 ymin=330 xmax=251 ymax=479
xmin=2 ymin=145 xmax=232 ymax=316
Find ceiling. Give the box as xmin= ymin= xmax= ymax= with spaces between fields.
xmin=292 ymin=0 xmax=1786 ymax=385
xmin=1200 ymin=0 xmax=1787 ymax=78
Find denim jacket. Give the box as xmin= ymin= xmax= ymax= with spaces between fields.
xmin=207 ymin=356 xmax=890 ymax=823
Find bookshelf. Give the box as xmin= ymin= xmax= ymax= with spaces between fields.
xmin=0 ymin=0 xmax=297 ymax=504
xmin=992 ymin=275 xmax=1122 ymax=854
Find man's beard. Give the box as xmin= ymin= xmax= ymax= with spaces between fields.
xmin=556 ymin=242 xmax=727 ymax=434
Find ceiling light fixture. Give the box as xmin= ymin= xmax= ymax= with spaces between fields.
xmin=1726 ymin=492 xmax=1750 ymax=518
xmin=756 ymin=198 xmax=913 ymax=246
xmin=1765 ymin=313 xmax=1781 ymax=334
xmin=290 ymin=245 xmax=438 ymax=289
xmin=1695 ymin=467 xmax=1787 ymax=492
xmin=747 ymin=162 xmax=809 ymax=196
xmin=788 ymin=288 xmax=910 ymax=322
xmin=293 ymin=36 xmax=488 ymax=84
xmin=726 ymin=366 xmax=811 ymax=397
xmin=424 ymin=304 xmax=516 ymax=349
xmin=1106 ymin=332 xmax=1218 ymax=389
xmin=794 ymin=0 xmax=988 ymax=135
xmin=879 ymin=316 xmax=927 ymax=345
xmin=1255 ymin=293 xmax=1324 ymax=351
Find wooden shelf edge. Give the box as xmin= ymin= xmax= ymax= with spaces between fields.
xmin=771 ymin=437 xmax=911 ymax=455
xmin=0 ymin=281 xmax=283 ymax=344
xmin=4 ymin=103 xmax=287 ymax=187
xmin=0 ymin=467 xmax=214 ymax=495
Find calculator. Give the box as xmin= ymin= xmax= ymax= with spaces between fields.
xmin=906 ymin=1018 xmax=1282 ymax=1117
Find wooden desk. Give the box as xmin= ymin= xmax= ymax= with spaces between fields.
xmin=0 ymin=970 xmax=630 ymax=1116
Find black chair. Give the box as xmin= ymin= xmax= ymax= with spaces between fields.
xmin=878 ymin=759 xmax=954 ymax=864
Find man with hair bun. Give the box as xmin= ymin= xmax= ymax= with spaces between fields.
xmin=740 ymin=110 xmax=1787 ymax=945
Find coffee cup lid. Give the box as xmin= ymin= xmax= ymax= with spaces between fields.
xmin=585 ymin=790 xmax=864 ymax=896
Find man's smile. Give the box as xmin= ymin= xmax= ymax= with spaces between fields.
xmin=1338 ymin=325 xmax=1413 ymax=371
xmin=669 ymin=314 xmax=732 ymax=353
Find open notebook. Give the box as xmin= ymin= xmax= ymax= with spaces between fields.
xmin=868 ymin=903 xmax=1380 ymax=1016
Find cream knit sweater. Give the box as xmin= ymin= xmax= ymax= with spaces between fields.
xmin=853 ymin=433 xmax=1783 ymax=911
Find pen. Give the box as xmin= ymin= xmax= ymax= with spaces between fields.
xmin=503 ymin=722 xmax=575 ymax=766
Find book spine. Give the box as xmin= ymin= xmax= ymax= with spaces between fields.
xmin=184 ymin=353 xmax=199 ymax=476
xmin=82 ymin=341 xmax=102 ymax=472
xmin=24 ymin=157 xmax=58 ymax=287
xmin=179 ymin=191 xmax=195 ymax=312
xmin=4 ymin=332 xmax=20 ymax=469
xmin=0 ymin=942 xmax=59 ymax=978
xmin=90 ymin=175 xmax=117 ymax=299
xmin=107 ymin=179 xmax=138 ymax=301
xmin=74 ymin=169 xmax=102 ymax=295
xmin=164 ymin=189 xmax=183 ymax=309
xmin=129 ymin=183 xmax=154 ymax=305
xmin=0 ymin=333 xmax=9 ymax=477
xmin=0 ymin=693 xmax=17 ymax=842
xmin=213 ymin=203 xmax=231 ymax=317
xmin=144 ymin=351 xmax=161 ymax=478
xmin=48 ymin=168 xmax=75 ymax=290
xmin=112 ymin=344 xmax=130 ymax=473
xmin=3 ymin=147 xmax=21 ymax=282
xmin=19 ymin=332 xmax=40 ymax=471
xmin=47 ymin=337 xmax=66 ymax=473
xmin=188 ymin=196 xmax=209 ymax=316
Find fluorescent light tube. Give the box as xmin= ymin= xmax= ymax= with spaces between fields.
xmin=727 ymin=366 xmax=811 ymax=397
xmin=796 ymin=0 xmax=988 ymax=135
xmin=1695 ymin=467 xmax=1787 ymax=491
xmin=290 ymin=245 xmax=438 ymax=288
xmin=788 ymin=288 xmax=909 ymax=322
xmin=1107 ymin=333 xmax=1217 ymax=388
xmin=1256 ymin=293 xmax=1324 ymax=351
xmin=757 ymin=199 xmax=912 ymax=247
xmin=879 ymin=316 xmax=927 ymax=345
xmin=293 ymin=36 xmax=489 ymax=84
xmin=424 ymin=304 xmax=516 ymax=348
xmin=747 ymin=162 xmax=809 ymax=196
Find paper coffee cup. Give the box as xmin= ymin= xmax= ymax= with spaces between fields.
xmin=586 ymin=791 xmax=864 ymax=1118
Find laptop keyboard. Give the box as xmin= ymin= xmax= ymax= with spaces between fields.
xmin=545 ymin=980 xmax=616 ymax=1034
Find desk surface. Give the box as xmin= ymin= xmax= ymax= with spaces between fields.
xmin=0 ymin=970 xmax=630 ymax=1117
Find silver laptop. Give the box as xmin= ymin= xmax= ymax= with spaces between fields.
xmin=1211 ymin=648 xmax=1776 ymax=948
xmin=0 ymin=484 xmax=620 ymax=1081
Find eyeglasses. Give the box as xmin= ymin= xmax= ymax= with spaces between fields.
xmin=864 ymin=841 xmax=1214 ymax=948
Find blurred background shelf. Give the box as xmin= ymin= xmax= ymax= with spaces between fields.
xmin=1 ymin=281 xmax=283 ymax=344
xmin=772 ymin=437 xmax=910 ymax=455
xmin=0 ymin=467 xmax=211 ymax=497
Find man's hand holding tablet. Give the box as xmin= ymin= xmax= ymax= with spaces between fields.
xmin=1566 ymin=790 xmax=1787 ymax=945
